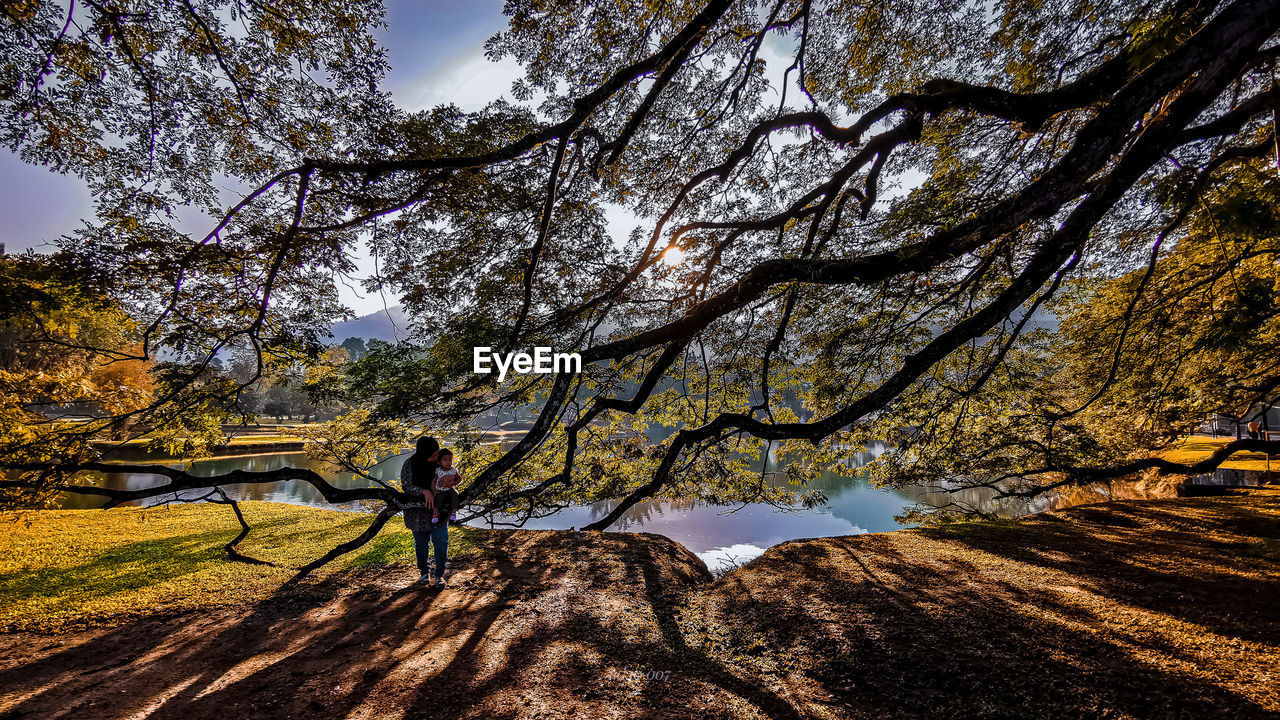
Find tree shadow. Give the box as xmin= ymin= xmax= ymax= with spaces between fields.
xmin=0 ymin=554 xmax=441 ymax=719
xmin=691 ymin=495 xmax=1280 ymax=719
xmin=2 ymin=496 xmax=1276 ymax=719
xmin=389 ymin=530 xmax=804 ymax=720
xmin=921 ymin=495 xmax=1280 ymax=644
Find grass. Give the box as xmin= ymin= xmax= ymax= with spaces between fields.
xmin=93 ymin=435 xmax=308 ymax=448
xmin=1162 ymin=436 xmax=1279 ymax=471
xmin=0 ymin=502 xmax=481 ymax=632
xmin=220 ymin=435 xmax=308 ymax=445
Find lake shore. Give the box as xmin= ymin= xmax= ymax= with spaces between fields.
xmin=88 ymin=426 xmax=532 ymax=461
xmin=1 ymin=490 xmax=1277 ymax=719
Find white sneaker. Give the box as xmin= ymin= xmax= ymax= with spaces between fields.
xmin=434 ymin=574 xmax=446 ymax=587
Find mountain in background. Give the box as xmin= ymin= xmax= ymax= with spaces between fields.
xmin=330 ymin=305 xmax=410 ymax=343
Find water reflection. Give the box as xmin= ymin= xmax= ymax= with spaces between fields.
xmin=69 ymin=447 xmax=1025 ymax=571
xmin=63 ymin=452 xmax=405 ymax=512
xmin=495 ymin=451 xmax=1025 ymax=570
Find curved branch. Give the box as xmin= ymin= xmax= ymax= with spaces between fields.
xmin=1000 ymin=438 xmax=1280 ymax=497
xmin=206 ymin=489 xmax=276 ymax=566
xmin=509 ymin=134 xmax=569 ymax=348
xmin=0 ymin=462 xmax=411 ymax=505
xmin=581 ymin=3 xmax=1280 ymax=528
xmin=287 ymin=503 xmax=398 ymax=582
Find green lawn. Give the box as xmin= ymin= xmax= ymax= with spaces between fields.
xmin=0 ymin=502 xmax=479 ymax=632
xmin=92 ymin=434 xmax=308 ymax=449
xmin=1163 ymin=436 xmax=1279 ymax=472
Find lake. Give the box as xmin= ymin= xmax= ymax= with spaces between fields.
xmin=65 ymin=449 xmax=1036 ymax=571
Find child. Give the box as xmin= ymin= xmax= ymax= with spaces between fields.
xmin=431 ymin=448 xmax=462 ymax=524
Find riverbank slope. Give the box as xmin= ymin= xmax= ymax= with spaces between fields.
xmin=1 ymin=491 xmax=1277 ymax=719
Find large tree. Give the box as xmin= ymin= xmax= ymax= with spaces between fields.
xmin=3 ymin=0 xmax=1279 ymax=567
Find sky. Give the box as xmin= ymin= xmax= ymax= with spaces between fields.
xmin=0 ymin=0 xmax=521 ymax=315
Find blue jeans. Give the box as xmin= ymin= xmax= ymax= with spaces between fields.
xmin=412 ymin=522 xmax=448 ymax=577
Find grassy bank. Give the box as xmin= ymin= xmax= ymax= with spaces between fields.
xmin=1163 ymin=436 xmax=1279 ymax=472
xmin=90 ymin=434 xmax=310 ymax=459
xmin=0 ymin=503 xmax=480 ymax=632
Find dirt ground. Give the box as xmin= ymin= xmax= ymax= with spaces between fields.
xmin=1 ymin=490 xmax=1277 ymax=719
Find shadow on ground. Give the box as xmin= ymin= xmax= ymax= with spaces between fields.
xmin=1 ymin=491 xmax=1278 ymax=719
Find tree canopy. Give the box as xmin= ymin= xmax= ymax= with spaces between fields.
xmin=3 ymin=0 xmax=1279 ymax=563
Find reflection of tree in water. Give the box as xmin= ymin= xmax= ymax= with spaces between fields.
xmin=895 ymin=483 xmax=1030 ymax=519
xmin=588 ymin=495 xmax=705 ymax=532
xmin=76 ymin=452 xmax=411 ymax=511
xmin=759 ymin=443 xmax=1058 ymax=520
xmin=892 ymin=476 xmax=1167 ymax=520
xmin=81 ymin=445 xmax=1058 ymax=533
xmin=577 ymin=442 xmax=904 ymax=533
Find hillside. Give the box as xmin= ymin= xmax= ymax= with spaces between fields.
xmin=330 ymin=305 xmax=411 ymax=343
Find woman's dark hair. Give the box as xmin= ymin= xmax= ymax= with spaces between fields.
xmin=410 ymin=436 xmax=440 ymax=484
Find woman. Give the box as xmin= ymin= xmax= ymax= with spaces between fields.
xmin=401 ymin=435 xmax=449 ymax=586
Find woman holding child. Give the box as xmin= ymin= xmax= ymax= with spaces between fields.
xmin=401 ymin=435 xmax=455 ymax=587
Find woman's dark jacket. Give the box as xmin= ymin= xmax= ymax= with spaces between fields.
xmin=400 ymin=457 xmax=439 ymax=532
